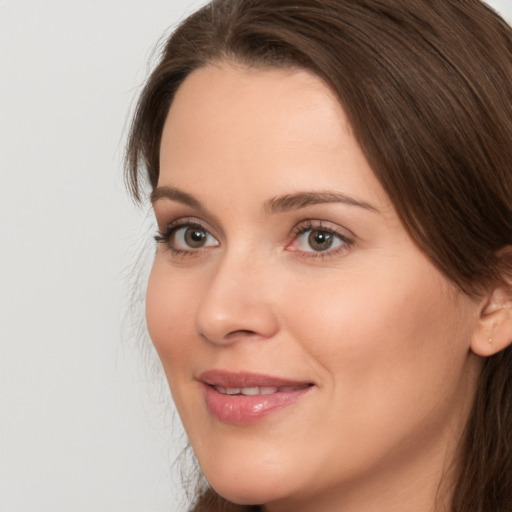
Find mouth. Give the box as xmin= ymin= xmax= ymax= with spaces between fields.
xmin=212 ymin=384 xmax=311 ymax=396
xmin=198 ymin=370 xmax=314 ymax=425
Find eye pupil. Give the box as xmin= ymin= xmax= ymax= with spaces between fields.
xmin=185 ymin=227 xmax=207 ymax=248
xmin=308 ymin=230 xmax=333 ymax=251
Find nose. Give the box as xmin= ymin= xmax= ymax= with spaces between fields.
xmin=195 ymin=253 xmax=279 ymax=345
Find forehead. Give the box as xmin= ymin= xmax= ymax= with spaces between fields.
xmin=158 ymin=62 xmax=390 ymax=212
xmin=161 ymin=62 xmax=348 ymax=154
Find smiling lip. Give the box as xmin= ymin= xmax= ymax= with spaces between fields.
xmin=199 ymin=370 xmax=314 ymax=425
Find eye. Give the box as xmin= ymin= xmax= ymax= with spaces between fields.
xmin=296 ymin=228 xmax=344 ymax=252
xmin=302 ymin=230 xmax=340 ymax=251
xmin=174 ymin=225 xmax=216 ymax=249
xmin=155 ymin=221 xmax=219 ymax=253
xmin=287 ymin=221 xmax=353 ymax=256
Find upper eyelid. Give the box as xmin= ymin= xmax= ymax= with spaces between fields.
xmin=153 ymin=203 xmax=225 ymax=238
xmin=160 ymin=216 xmax=218 ymax=237
xmin=291 ymin=219 xmax=355 ymax=239
xmin=163 ymin=217 xmax=352 ymax=236
xmin=154 ymin=217 xmax=213 ymax=239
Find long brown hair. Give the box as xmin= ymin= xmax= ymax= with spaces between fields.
xmin=125 ymin=1 xmax=512 ymax=510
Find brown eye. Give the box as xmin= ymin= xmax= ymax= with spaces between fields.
xmin=307 ymin=230 xmax=334 ymax=251
xmin=166 ymin=223 xmax=219 ymax=251
xmin=183 ymin=227 xmax=208 ymax=248
xmin=289 ymin=224 xmax=349 ymax=256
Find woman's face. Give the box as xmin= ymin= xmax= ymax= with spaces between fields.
xmin=147 ymin=64 xmax=484 ymax=510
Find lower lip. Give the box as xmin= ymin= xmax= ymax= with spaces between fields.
xmin=202 ymin=384 xmax=312 ymax=425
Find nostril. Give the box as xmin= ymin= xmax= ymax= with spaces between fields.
xmin=198 ymin=329 xmax=258 ymax=343
xmin=227 ymin=329 xmax=258 ymax=337
xmin=223 ymin=329 xmax=262 ymax=342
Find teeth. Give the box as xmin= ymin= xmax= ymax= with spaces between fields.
xmin=240 ymin=387 xmax=259 ymax=396
xmin=213 ymin=386 xmax=289 ymax=395
xmin=260 ymin=387 xmax=278 ymax=395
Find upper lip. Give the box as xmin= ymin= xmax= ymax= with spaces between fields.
xmin=198 ymin=370 xmax=313 ymax=388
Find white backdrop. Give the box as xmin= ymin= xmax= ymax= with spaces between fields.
xmin=1 ymin=1 xmax=511 ymax=512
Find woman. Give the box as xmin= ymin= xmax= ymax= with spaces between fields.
xmin=125 ymin=1 xmax=512 ymax=510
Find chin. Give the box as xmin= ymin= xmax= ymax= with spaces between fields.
xmin=204 ymin=462 xmax=297 ymax=507
xmin=209 ymin=483 xmax=283 ymax=508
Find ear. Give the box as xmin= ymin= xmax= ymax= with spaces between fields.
xmin=471 ymin=249 xmax=512 ymax=357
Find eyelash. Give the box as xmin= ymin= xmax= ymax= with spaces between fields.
xmin=154 ymin=218 xmax=354 ymax=259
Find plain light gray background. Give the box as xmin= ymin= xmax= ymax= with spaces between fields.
xmin=1 ymin=1 xmax=511 ymax=511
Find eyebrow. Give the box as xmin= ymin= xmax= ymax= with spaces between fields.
xmin=264 ymin=191 xmax=379 ymax=214
xmin=151 ymin=186 xmax=202 ymax=209
xmin=151 ymin=186 xmax=378 ymax=214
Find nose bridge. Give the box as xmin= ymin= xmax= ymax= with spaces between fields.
xmin=195 ymin=245 xmax=279 ymax=344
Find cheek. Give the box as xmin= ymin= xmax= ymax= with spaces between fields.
xmin=284 ymin=261 xmax=474 ymax=424
xmin=145 ymin=260 xmax=199 ymax=372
